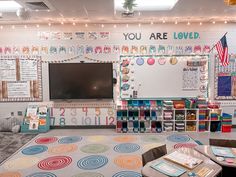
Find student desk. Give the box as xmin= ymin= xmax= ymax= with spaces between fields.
xmin=195 ymin=145 xmax=236 ymax=177
xmin=141 ymin=147 xmax=222 ymax=177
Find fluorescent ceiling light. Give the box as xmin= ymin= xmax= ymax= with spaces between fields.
xmin=0 ymin=1 xmax=22 ymax=12
xmin=115 ymin=0 xmax=179 ymax=11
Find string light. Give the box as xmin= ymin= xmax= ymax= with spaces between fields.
xmin=85 ymin=23 xmax=88 ymax=27
xmin=138 ymin=23 xmax=141 ymax=27
xmin=101 ymin=24 xmax=104 ymax=28
xmin=224 ymin=20 xmax=228 ymax=24
xmin=150 ymin=21 xmax=154 ymax=25
xmin=113 ymin=24 xmax=117 ymax=28
xmin=12 ymin=25 xmax=15 ymax=29
xmin=200 ymin=22 xmax=202 ymax=25
xmin=36 ymin=24 xmax=39 ymax=28
xmin=61 ymin=21 xmax=64 ymax=25
xmin=72 ymin=22 xmax=76 ymax=26
xmin=48 ymin=23 xmax=51 ymax=26
xmin=138 ymin=12 xmax=141 ymax=16
xmin=24 ymin=25 xmax=27 ymax=29
xmin=162 ymin=20 xmax=166 ymax=23
xmin=187 ymin=22 xmax=190 ymax=25
xmin=0 ymin=26 xmax=3 ymax=30
xmin=126 ymin=24 xmax=129 ymax=28
xmin=212 ymin=21 xmax=215 ymax=24
xmin=175 ymin=21 xmax=178 ymax=25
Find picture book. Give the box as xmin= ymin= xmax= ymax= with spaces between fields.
xmin=211 ymin=146 xmax=236 ymax=158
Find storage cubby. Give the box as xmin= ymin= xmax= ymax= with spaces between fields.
xmin=116 ymin=99 xmax=224 ymax=133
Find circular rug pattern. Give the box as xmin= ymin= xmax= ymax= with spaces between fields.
xmin=112 ymin=171 xmax=142 ymax=177
xmin=114 ymin=155 xmax=142 ymax=170
xmin=141 ymin=135 xmax=162 ymax=143
xmin=114 ymin=143 xmax=140 ymax=153
xmin=58 ymin=136 xmax=82 ymax=144
xmin=80 ymin=144 xmax=109 ymax=154
xmin=0 ymin=172 xmax=21 ymax=177
xmin=26 ymin=172 xmax=57 ymax=177
xmin=174 ymin=143 xmax=197 ymax=149
xmin=22 ymin=145 xmax=48 ymax=155
xmin=87 ymin=136 xmax=106 ymax=142
xmin=71 ymin=172 xmax=104 ymax=177
xmin=143 ymin=143 xmax=165 ymax=152
xmin=48 ymin=144 xmax=78 ymax=154
xmin=166 ymin=134 xmax=190 ymax=143
xmin=4 ymin=157 xmax=39 ymax=170
xmin=35 ymin=137 xmax=58 ymax=144
xmin=113 ymin=136 xmax=137 ymax=143
xmin=77 ymin=155 xmax=108 ymax=170
xmin=38 ymin=156 xmax=72 ymax=170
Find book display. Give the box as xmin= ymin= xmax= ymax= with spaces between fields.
xmin=21 ymin=105 xmax=50 ymax=133
xmin=116 ymin=99 xmax=223 ymax=133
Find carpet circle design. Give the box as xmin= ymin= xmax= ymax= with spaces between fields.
xmin=58 ymin=136 xmax=82 ymax=144
xmin=112 ymin=171 xmax=142 ymax=177
xmin=26 ymin=172 xmax=57 ymax=177
xmin=114 ymin=143 xmax=140 ymax=153
xmin=114 ymin=155 xmax=142 ymax=170
xmin=38 ymin=156 xmax=72 ymax=170
xmin=143 ymin=143 xmax=165 ymax=152
xmin=87 ymin=136 xmax=106 ymax=142
xmin=141 ymin=135 xmax=162 ymax=142
xmin=71 ymin=172 xmax=104 ymax=177
xmin=48 ymin=144 xmax=78 ymax=154
xmin=77 ymin=155 xmax=108 ymax=170
xmin=0 ymin=172 xmax=21 ymax=177
xmin=4 ymin=157 xmax=39 ymax=170
xmin=35 ymin=137 xmax=58 ymax=144
xmin=80 ymin=144 xmax=109 ymax=154
xmin=166 ymin=134 xmax=190 ymax=143
xmin=22 ymin=145 xmax=48 ymax=155
xmin=113 ymin=136 xmax=137 ymax=143
xmin=174 ymin=143 xmax=197 ymax=149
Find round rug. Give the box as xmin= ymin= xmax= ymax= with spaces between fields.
xmin=112 ymin=171 xmax=142 ymax=177
xmin=87 ymin=136 xmax=106 ymax=142
xmin=143 ymin=143 xmax=165 ymax=152
xmin=48 ymin=144 xmax=78 ymax=154
xmin=38 ymin=156 xmax=72 ymax=170
xmin=114 ymin=143 xmax=140 ymax=153
xmin=141 ymin=135 xmax=162 ymax=143
xmin=174 ymin=143 xmax=197 ymax=149
xmin=77 ymin=155 xmax=108 ymax=170
xmin=26 ymin=172 xmax=57 ymax=177
xmin=4 ymin=157 xmax=39 ymax=170
xmin=113 ymin=136 xmax=137 ymax=143
xmin=0 ymin=172 xmax=21 ymax=177
xmin=58 ymin=136 xmax=82 ymax=144
xmin=80 ymin=144 xmax=109 ymax=154
xmin=35 ymin=137 xmax=58 ymax=144
xmin=114 ymin=155 xmax=142 ymax=170
xmin=166 ymin=134 xmax=190 ymax=143
xmin=22 ymin=145 xmax=48 ymax=155
xmin=71 ymin=172 xmax=104 ymax=177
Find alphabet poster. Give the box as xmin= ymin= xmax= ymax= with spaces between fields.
xmin=0 ymin=57 xmax=42 ymax=102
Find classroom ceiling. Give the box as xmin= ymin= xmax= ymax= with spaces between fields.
xmin=0 ymin=0 xmax=236 ymax=25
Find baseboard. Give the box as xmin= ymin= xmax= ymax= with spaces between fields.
xmin=50 ymin=125 xmax=116 ymax=129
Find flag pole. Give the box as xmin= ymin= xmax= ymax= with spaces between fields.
xmin=209 ymin=32 xmax=228 ymax=53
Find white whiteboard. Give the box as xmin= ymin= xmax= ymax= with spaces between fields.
xmin=120 ymin=55 xmax=209 ymax=99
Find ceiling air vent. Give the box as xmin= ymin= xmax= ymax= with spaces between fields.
xmin=25 ymin=1 xmax=50 ymax=11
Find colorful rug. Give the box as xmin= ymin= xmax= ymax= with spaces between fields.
xmin=0 ymin=134 xmax=198 ymax=177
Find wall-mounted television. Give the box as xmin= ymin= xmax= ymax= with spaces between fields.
xmin=49 ymin=63 xmax=113 ymax=100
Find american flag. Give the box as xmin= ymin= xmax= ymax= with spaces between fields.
xmin=216 ymin=35 xmax=229 ymax=66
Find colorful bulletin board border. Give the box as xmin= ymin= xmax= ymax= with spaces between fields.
xmin=0 ymin=55 xmax=42 ymax=102
xmin=215 ymin=55 xmax=236 ymax=100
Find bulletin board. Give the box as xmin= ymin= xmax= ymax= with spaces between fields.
xmin=0 ymin=56 xmax=42 ymax=102
xmin=215 ymin=55 xmax=236 ymax=100
xmin=120 ymin=55 xmax=209 ymax=99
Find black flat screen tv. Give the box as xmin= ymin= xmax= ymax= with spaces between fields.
xmin=49 ymin=63 xmax=113 ymax=100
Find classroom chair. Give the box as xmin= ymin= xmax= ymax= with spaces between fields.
xmin=142 ymin=144 xmax=167 ymax=166
xmin=209 ymin=138 xmax=236 ymax=148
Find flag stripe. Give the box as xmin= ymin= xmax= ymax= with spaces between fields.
xmin=216 ymin=35 xmax=229 ymax=66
